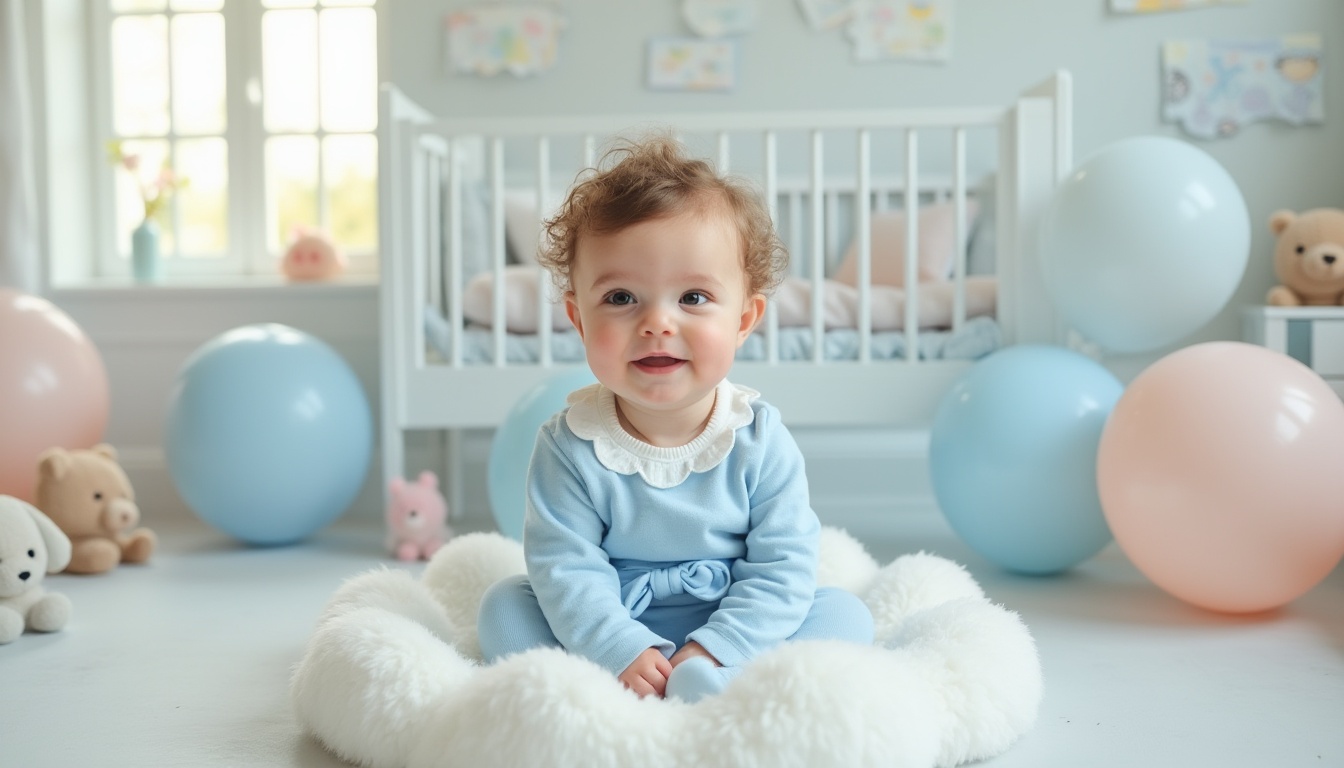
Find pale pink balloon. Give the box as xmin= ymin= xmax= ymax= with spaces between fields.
xmin=0 ymin=288 xmax=109 ymax=503
xmin=1098 ymin=342 xmax=1344 ymax=613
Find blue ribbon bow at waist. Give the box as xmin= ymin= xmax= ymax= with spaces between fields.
xmin=619 ymin=559 xmax=732 ymax=618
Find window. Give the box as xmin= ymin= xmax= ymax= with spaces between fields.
xmin=99 ymin=0 xmax=379 ymax=281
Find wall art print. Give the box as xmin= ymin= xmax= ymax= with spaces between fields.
xmin=1163 ymin=35 xmax=1323 ymax=139
xmin=846 ymin=0 xmax=953 ymax=63
xmin=646 ymin=38 xmax=738 ymax=92
xmin=443 ymin=5 xmax=565 ymax=77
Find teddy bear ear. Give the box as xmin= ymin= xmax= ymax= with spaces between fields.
xmin=417 ymin=471 xmax=439 ymax=489
xmin=92 ymin=443 xmax=119 ymax=462
xmin=1269 ymin=210 xmax=1297 ymax=236
xmin=37 ymin=448 xmax=72 ymax=480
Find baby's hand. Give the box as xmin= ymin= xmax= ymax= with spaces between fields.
xmin=669 ymin=640 xmax=719 ymax=669
xmin=618 ymin=647 xmax=673 ymax=698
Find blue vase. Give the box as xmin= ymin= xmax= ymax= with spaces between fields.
xmin=132 ymin=219 xmax=161 ymax=283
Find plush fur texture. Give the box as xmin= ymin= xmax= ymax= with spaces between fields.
xmin=291 ymin=529 xmax=1041 ymax=767
xmin=0 ymin=495 xmax=73 ymax=643
xmin=35 ymin=444 xmax=155 ymax=574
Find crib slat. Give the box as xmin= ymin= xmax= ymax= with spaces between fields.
xmin=856 ymin=129 xmax=872 ymax=363
xmin=446 ymin=140 xmax=465 ymax=368
xmin=904 ymin=129 xmax=919 ymax=362
xmin=763 ymin=130 xmax=780 ymax=364
xmin=825 ymin=190 xmax=840 ymax=272
xmin=717 ymin=132 xmax=730 ymax=173
xmin=810 ymin=130 xmax=824 ymax=365
xmin=537 ymin=137 xmax=553 ymax=366
xmin=409 ymin=132 xmax=428 ymax=370
xmin=427 ymin=154 xmax=443 ymax=316
xmin=491 ymin=138 xmax=507 ymax=367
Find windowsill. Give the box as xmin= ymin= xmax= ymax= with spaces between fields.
xmin=47 ymin=273 xmax=380 ymax=301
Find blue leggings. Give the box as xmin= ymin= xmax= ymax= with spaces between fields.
xmin=477 ymin=574 xmax=873 ymax=700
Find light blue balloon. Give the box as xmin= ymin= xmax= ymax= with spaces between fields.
xmin=928 ymin=345 xmax=1123 ymax=575
xmin=1038 ymin=136 xmax=1249 ymax=354
xmin=165 ymin=324 xmax=372 ymax=545
xmin=488 ymin=368 xmax=597 ymax=540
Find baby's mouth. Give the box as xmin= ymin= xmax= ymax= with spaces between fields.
xmin=633 ymin=355 xmax=684 ymax=373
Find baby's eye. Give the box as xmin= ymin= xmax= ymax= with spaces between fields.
xmin=93 ymin=491 xmax=103 ymax=501
xmin=681 ymin=291 xmax=709 ymax=306
xmin=1296 ymin=245 xmax=1306 ymax=254
xmin=605 ymin=291 xmax=635 ymax=306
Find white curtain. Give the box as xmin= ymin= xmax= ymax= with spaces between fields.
xmin=0 ymin=0 xmax=39 ymax=294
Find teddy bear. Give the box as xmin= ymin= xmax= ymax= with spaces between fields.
xmin=35 ymin=444 xmax=156 ymax=575
xmin=1266 ymin=208 xmax=1344 ymax=306
xmin=386 ymin=471 xmax=451 ymax=561
xmin=0 ymin=495 xmax=73 ymax=643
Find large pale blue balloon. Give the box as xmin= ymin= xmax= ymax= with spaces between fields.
xmin=1038 ymin=136 xmax=1250 ymax=354
xmin=165 ymin=324 xmax=372 ymax=545
xmin=929 ymin=345 xmax=1123 ymax=575
xmin=488 ymin=368 xmax=597 ymax=540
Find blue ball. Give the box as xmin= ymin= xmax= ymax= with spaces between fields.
xmin=488 ymin=368 xmax=596 ymax=540
xmin=929 ymin=345 xmax=1123 ymax=575
xmin=165 ymin=324 xmax=372 ymax=545
xmin=1038 ymin=136 xmax=1249 ymax=353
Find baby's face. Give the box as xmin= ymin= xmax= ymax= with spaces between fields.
xmin=564 ymin=208 xmax=763 ymax=420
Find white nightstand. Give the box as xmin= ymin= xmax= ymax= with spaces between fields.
xmin=1243 ymin=305 xmax=1344 ymax=398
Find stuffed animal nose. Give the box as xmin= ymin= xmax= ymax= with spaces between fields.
xmin=19 ymin=571 xmax=30 ymax=581
xmin=102 ymin=498 xmax=140 ymax=531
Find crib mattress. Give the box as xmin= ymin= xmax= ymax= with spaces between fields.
xmin=424 ymin=306 xmax=1001 ymax=365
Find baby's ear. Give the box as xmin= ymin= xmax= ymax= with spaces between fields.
xmin=737 ymin=294 xmax=766 ymax=342
xmin=564 ymin=293 xmax=585 ymax=339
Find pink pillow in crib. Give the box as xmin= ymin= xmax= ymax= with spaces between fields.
xmin=462 ymin=266 xmax=570 ymax=333
xmin=832 ymin=201 xmax=978 ymax=288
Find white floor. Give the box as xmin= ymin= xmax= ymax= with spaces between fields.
xmin=5 ymin=510 xmax=1343 ymax=767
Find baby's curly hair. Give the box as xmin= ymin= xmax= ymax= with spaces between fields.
xmin=538 ymin=134 xmax=788 ymax=298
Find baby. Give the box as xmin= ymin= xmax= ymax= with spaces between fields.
xmin=477 ymin=135 xmax=873 ymax=702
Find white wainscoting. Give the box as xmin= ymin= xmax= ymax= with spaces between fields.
xmin=47 ymin=284 xmax=939 ymax=537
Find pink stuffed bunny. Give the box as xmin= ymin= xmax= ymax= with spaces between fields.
xmin=281 ymin=227 xmax=347 ymax=282
xmin=385 ymin=471 xmax=451 ymax=561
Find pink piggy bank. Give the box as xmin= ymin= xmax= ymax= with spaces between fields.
xmin=385 ymin=471 xmax=451 ymax=561
xmin=281 ymin=228 xmax=347 ymax=282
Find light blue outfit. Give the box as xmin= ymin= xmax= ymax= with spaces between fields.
xmin=478 ymin=381 xmax=873 ymax=702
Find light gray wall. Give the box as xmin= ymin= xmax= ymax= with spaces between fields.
xmin=387 ymin=0 xmax=1343 ymax=369
xmin=33 ymin=2 xmax=1344 ymax=539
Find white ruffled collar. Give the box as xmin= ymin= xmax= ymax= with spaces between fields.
xmin=565 ymin=380 xmax=759 ymax=489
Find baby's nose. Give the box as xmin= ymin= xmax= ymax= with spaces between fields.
xmin=640 ymin=307 xmax=675 ymax=335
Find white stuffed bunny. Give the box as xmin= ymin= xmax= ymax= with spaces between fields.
xmin=0 ymin=495 xmax=73 ymax=643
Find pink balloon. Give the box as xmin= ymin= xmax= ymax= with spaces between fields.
xmin=0 ymin=288 xmax=110 ymax=503
xmin=1098 ymin=342 xmax=1344 ymax=613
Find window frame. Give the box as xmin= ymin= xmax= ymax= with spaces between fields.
xmin=89 ymin=0 xmax=381 ymax=283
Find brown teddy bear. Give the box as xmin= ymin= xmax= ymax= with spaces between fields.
xmin=35 ymin=444 xmax=156 ymax=574
xmin=1267 ymin=208 xmax=1344 ymax=306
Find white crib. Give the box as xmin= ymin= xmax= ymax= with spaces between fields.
xmin=377 ymin=72 xmax=1073 ymax=513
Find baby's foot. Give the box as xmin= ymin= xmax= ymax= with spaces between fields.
xmin=665 ymin=656 xmax=740 ymax=703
